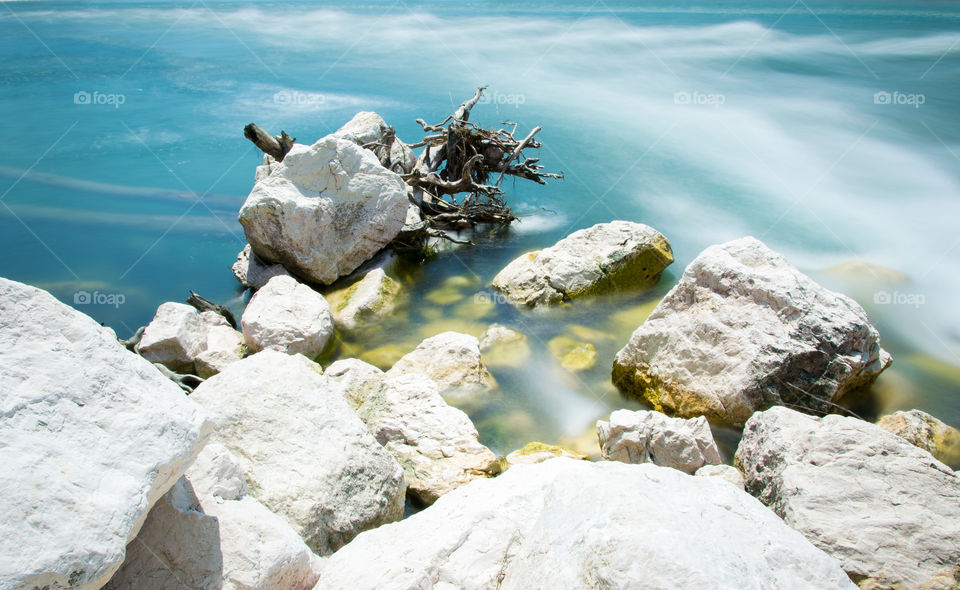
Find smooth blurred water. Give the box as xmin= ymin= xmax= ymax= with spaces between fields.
xmin=2 ymin=0 xmax=959 ymax=450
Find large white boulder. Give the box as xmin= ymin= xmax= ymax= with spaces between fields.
xmin=597 ymin=409 xmax=722 ymax=474
xmin=189 ymin=350 xmax=406 ymax=555
xmin=241 ymin=275 xmax=334 ymax=359
xmin=105 ymin=444 xmax=323 ymax=590
xmin=492 ymin=221 xmax=674 ymax=306
xmin=194 ymin=312 xmax=245 ymax=379
xmin=387 ymin=331 xmax=495 ymax=394
xmin=238 ymin=137 xmax=409 ymax=285
xmin=232 ymin=243 xmax=291 ymax=290
xmin=0 ymin=277 xmax=213 ymax=590
xmin=333 ymin=111 xmax=417 ymax=174
xmin=313 ymin=459 xmax=856 ymax=590
xmin=355 ymin=372 xmax=501 ymax=505
xmin=136 ymin=301 xmax=207 ymax=373
xmin=613 ymin=237 xmax=891 ymax=427
xmin=735 ymin=406 xmax=960 ymax=589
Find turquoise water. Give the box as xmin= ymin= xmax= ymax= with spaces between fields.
xmin=2 ymin=1 xmax=959 ymax=452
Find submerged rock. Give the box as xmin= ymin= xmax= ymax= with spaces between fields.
xmin=478 ymin=324 xmax=532 ymax=369
xmin=189 ymin=350 xmax=406 ymax=555
xmin=735 ymin=406 xmax=960 ymax=589
xmin=492 ymin=220 xmax=673 ymax=306
xmin=597 ymin=409 xmax=722 ymax=474
xmin=313 ymin=459 xmax=856 ymax=590
xmin=232 ymin=243 xmax=291 ymax=290
xmin=388 ymin=331 xmax=496 ymax=394
xmin=547 ymin=335 xmax=598 ymax=372
xmin=239 ymin=137 xmax=409 ymax=285
xmin=355 ymin=372 xmax=501 ymax=505
xmin=241 ymin=275 xmax=334 ymax=359
xmin=613 ymin=237 xmax=891 ymax=427
xmin=0 ymin=277 xmax=213 ymax=590
xmin=876 ymin=408 xmax=960 ymax=467
xmin=503 ymin=441 xmax=588 ymax=469
xmin=326 ymin=267 xmax=404 ymax=332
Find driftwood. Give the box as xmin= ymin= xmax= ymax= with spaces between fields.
xmin=153 ymin=363 xmax=204 ymax=394
xmin=244 ymin=123 xmax=295 ymax=162
xmin=243 ymin=87 xmax=562 ymax=248
xmin=120 ymin=326 xmax=145 ymax=352
xmin=186 ymin=290 xmax=238 ymax=329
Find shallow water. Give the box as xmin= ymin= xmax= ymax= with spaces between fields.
xmin=2 ymin=0 xmax=959 ymax=455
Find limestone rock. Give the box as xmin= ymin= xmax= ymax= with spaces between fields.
xmin=194 ymin=311 xmax=244 ymax=378
xmin=597 ymin=409 xmax=722 ymax=474
xmin=547 ymin=335 xmax=597 ymax=372
xmin=613 ymin=237 xmax=891 ymax=427
xmin=313 ymin=459 xmax=856 ymax=590
xmin=478 ymin=324 xmax=531 ymax=369
xmin=136 ymin=301 xmax=206 ymax=374
xmin=189 ymin=350 xmax=406 ymax=555
xmin=323 ymin=358 xmax=385 ymax=410
xmin=388 ymin=331 xmax=495 ymax=394
xmin=876 ymin=409 xmax=960 ymax=466
xmin=735 ymin=406 xmax=960 ymax=589
xmin=326 ymin=267 xmax=403 ymax=332
xmin=238 ymin=137 xmax=409 ymax=285
xmin=333 ymin=111 xmax=417 ymax=174
xmin=695 ymin=464 xmax=745 ymax=489
xmin=232 ymin=243 xmax=291 ymax=290
xmin=503 ymin=442 xmax=588 ymax=469
xmin=491 ymin=221 xmax=673 ymax=306
xmin=241 ymin=275 xmax=334 ymax=359
xmin=0 ymin=277 xmax=212 ymax=590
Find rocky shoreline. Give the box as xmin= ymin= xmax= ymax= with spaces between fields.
xmin=2 ymin=112 xmax=959 ymax=589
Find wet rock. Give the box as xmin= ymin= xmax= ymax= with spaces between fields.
xmin=597 ymin=409 xmax=722 ymax=474
xmin=0 ymin=277 xmax=213 ymax=590
xmin=547 ymin=335 xmax=597 ymax=372
xmin=876 ymin=408 xmax=960 ymax=467
xmin=326 ymin=267 xmax=403 ymax=332
xmin=189 ymin=350 xmax=406 ymax=555
xmin=492 ymin=221 xmax=673 ymax=306
xmin=241 ymin=275 xmax=334 ymax=359
xmin=736 ymin=406 xmax=960 ymax=589
xmin=313 ymin=459 xmax=856 ymax=590
xmin=238 ymin=137 xmax=409 ymax=285
xmin=613 ymin=237 xmax=891 ymax=427
xmin=478 ymin=324 xmax=532 ymax=369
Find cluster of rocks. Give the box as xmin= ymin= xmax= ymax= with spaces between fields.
xmin=6 ymin=108 xmax=960 ymax=590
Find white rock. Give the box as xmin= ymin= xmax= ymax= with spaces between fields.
xmin=232 ymin=243 xmax=291 ymax=290
xmin=185 ymin=442 xmax=249 ymax=501
xmin=333 ymin=111 xmax=417 ymax=174
xmin=876 ymin=408 xmax=960 ymax=466
xmin=323 ymin=358 xmax=385 ymax=409
xmin=241 ymin=275 xmax=334 ymax=359
xmin=189 ymin=350 xmax=406 ymax=555
xmin=492 ymin=221 xmax=673 ymax=306
xmin=313 ymin=459 xmax=856 ymax=590
xmin=613 ymin=237 xmax=891 ymax=427
xmin=503 ymin=442 xmax=587 ymax=469
xmin=105 ymin=474 xmax=323 ymax=590
xmin=695 ymin=464 xmax=745 ymax=489
xmin=597 ymin=409 xmax=722 ymax=474
xmin=238 ymin=137 xmax=409 ymax=285
xmin=194 ymin=312 xmax=244 ymax=379
xmin=388 ymin=331 xmax=495 ymax=394
xmin=356 ymin=372 xmax=501 ymax=505
xmin=326 ymin=267 xmax=403 ymax=332
xmin=136 ymin=301 xmax=206 ymax=373
xmin=478 ymin=324 xmax=531 ymax=369
xmin=0 ymin=277 xmax=212 ymax=590
xmin=735 ymin=406 xmax=960 ymax=589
